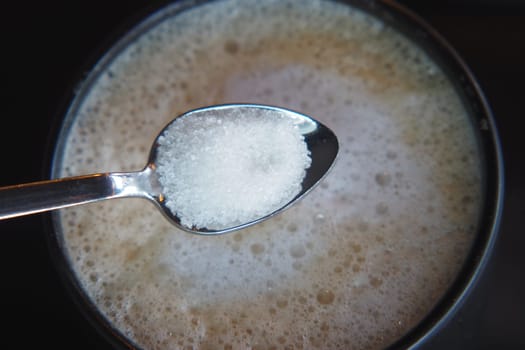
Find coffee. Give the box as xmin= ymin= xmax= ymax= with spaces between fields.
xmin=55 ymin=0 xmax=483 ymax=348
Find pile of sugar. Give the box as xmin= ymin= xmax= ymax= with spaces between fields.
xmin=155 ymin=108 xmax=311 ymax=229
xmin=55 ymin=0 xmax=484 ymax=349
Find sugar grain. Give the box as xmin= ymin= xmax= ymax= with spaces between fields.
xmin=156 ymin=108 xmax=311 ymax=229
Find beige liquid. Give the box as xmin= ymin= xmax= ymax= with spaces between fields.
xmin=56 ymin=0 xmax=483 ymax=349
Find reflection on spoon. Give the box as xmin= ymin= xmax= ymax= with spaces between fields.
xmin=0 ymin=104 xmax=339 ymax=235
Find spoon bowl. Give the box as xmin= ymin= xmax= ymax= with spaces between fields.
xmin=0 ymin=104 xmax=338 ymax=235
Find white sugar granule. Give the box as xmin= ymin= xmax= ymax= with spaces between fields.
xmin=156 ymin=108 xmax=312 ymax=230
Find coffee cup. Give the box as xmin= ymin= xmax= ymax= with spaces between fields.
xmin=47 ymin=1 xmax=503 ymax=349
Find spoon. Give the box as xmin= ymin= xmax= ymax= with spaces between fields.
xmin=0 ymin=104 xmax=338 ymax=235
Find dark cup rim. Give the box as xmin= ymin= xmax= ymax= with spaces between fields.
xmin=43 ymin=1 xmax=504 ymax=349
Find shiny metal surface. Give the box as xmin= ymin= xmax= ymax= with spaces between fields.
xmin=0 ymin=104 xmax=338 ymax=235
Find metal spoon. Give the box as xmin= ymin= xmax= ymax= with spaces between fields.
xmin=0 ymin=104 xmax=338 ymax=235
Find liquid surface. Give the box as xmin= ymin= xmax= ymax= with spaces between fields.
xmin=56 ymin=0 xmax=483 ymax=349
xmin=156 ymin=107 xmax=311 ymax=230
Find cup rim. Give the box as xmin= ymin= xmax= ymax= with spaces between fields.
xmin=44 ymin=1 xmax=505 ymax=349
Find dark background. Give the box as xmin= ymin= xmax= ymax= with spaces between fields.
xmin=0 ymin=1 xmax=523 ymax=348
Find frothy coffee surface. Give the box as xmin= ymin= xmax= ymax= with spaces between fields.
xmin=56 ymin=0 xmax=483 ymax=348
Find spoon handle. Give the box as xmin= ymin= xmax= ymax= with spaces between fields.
xmin=0 ymin=172 xmax=148 ymax=220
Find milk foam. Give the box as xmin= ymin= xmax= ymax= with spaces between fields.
xmin=56 ymin=0 xmax=482 ymax=348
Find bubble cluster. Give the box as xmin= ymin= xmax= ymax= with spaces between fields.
xmin=56 ymin=0 xmax=483 ymax=349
